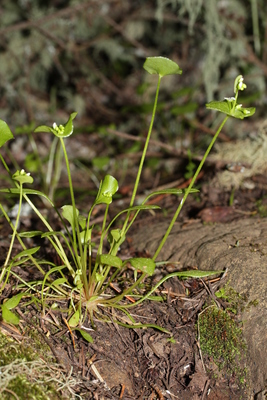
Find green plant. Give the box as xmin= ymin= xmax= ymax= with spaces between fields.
xmin=0 ymin=58 xmax=255 ymax=339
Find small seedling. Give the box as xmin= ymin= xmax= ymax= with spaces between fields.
xmin=0 ymin=58 xmax=255 ymax=339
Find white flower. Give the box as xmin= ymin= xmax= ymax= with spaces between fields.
xmin=237 ymin=76 xmax=247 ymax=91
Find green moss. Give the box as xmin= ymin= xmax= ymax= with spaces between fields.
xmin=2 ymin=374 xmax=61 ymax=400
xmin=256 ymin=198 xmax=267 ymax=217
xmin=198 ymin=306 xmax=247 ymax=385
xmin=215 ymin=284 xmax=258 ymax=314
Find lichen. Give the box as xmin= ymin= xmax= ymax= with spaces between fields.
xmin=0 ymin=330 xmax=77 ymax=399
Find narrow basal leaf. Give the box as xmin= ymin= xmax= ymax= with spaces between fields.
xmin=143 ymin=57 xmax=182 ymax=77
xmin=0 ymin=120 xmax=14 ymax=148
xmin=52 ymin=278 xmax=67 ymax=286
xmin=174 ymin=270 xmax=223 ymax=278
xmin=0 ymin=188 xmax=55 ymax=207
xmin=143 ymin=188 xmax=199 ymax=204
xmin=13 ymin=247 xmax=40 ymax=259
xmin=19 ymin=231 xmax=43 ymax=238
xmin=75 ymin=328 xmax=94 ymax=343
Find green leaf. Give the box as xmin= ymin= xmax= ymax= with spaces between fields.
xmin=96 ymin=254 xmax=123 ymax=268
xmin=62 ymin=205 xmax=79 ymax=230
xmin=52 ymin=278 xmax=67 ymax=286
xmin=143 ymin=57 xmax=182 ymax=78
xmin=108 ymin=228 xmax=125 ymax=246
xmin=34 ymin=125 xmax=53 ymax=133
xmin=68 ymin=309 xmax=80 ymax=327
xmin=0 ymin=120 xmax=14 ymax=148
xmin=95 ymin=175 xmax=119 ymax=205
xmin=3 ymin=293 xmax=24 ymax=310
xmin=143 ymin=188 xmax=199 ymax=203
xmin=12 ymin=170 xmax=33 ymax=184
xmin=19 ymin=231 xmax=43 ymax=238
xmin=1 ymin=306 xmax=20 ymax=325
xmin=0 ymin=188 xmax=55 ymax=207
xmin=206 ymin=100 xmax=255 ymax=119
xmin=13 ymin=247 xmax=40 ymax=259
xmin=63 ymin=112 xmax=78 ymax=137
xmin=41 ymin=231 xmax=67 ymax=240
xmin=78 ymin=215 xmax=87 ymax=230
xmin=174 ymin=270 xmax=223 ymax=278
xmin=34 ymin=112 xmax=77 ymax=138
xmin=127 ymin=257 xmax=155 ymax=276
xmin=80 ymin=228 xmax=92 ymax=244
xmin=75 ymin=328 xmax=94 ymax=343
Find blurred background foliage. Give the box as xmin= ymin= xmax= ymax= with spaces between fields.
xmin=0 ymin=0 xmax=266 ymax=197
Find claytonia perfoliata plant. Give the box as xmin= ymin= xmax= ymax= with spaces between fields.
xmin=0 ymin=59 xmax=255 ymax=341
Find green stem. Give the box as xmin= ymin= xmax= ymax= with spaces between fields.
xmin=0 ymin=204 xmax=46 ymax=285
xmin=153 ymin=115 xmax=229 ymax=261
xmin=121 ymin=76 xmax=162 ymax=235
xmin=59 ymin=138 xmax=78 ymax=248
xmin=3 ymin=183 xmax=23 ymax=267
xmin=22 ymin=194 xmax=76 ymax=278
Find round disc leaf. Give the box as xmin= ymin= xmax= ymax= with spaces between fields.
xmin=95 ymin=175 xmax=119 ymax=205
xmin=143 ymin=57 xmax=182 ymax=77
xmin=0 ymin=120 xmax=14 ymax=148
xmin=206 ymin=100 xmax=255 ymax=120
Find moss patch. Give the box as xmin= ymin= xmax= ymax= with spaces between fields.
xmin=198 ymin=306 xmax=247 ymax=385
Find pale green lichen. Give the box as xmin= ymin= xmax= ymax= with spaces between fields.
xmin=0 ymin=331 xmax=78 ymax=399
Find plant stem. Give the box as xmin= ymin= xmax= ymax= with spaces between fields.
xmin=0 ymin=204 xmax=46 ymax=285
xmin=23 ymin=194 xmax=76 ymax=278
xmin=3 ymin=183 xmax=22 ymax=267
xmin=59 ymin=139 xmax=78 ymax=246
xmin=152 ymin=115 xmax=229 ymax=261
xmin=121 ymin=76 xmax=162 ymax=235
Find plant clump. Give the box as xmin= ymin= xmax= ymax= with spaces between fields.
xmin=0 ymin=59 xmax=255 ymax=341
